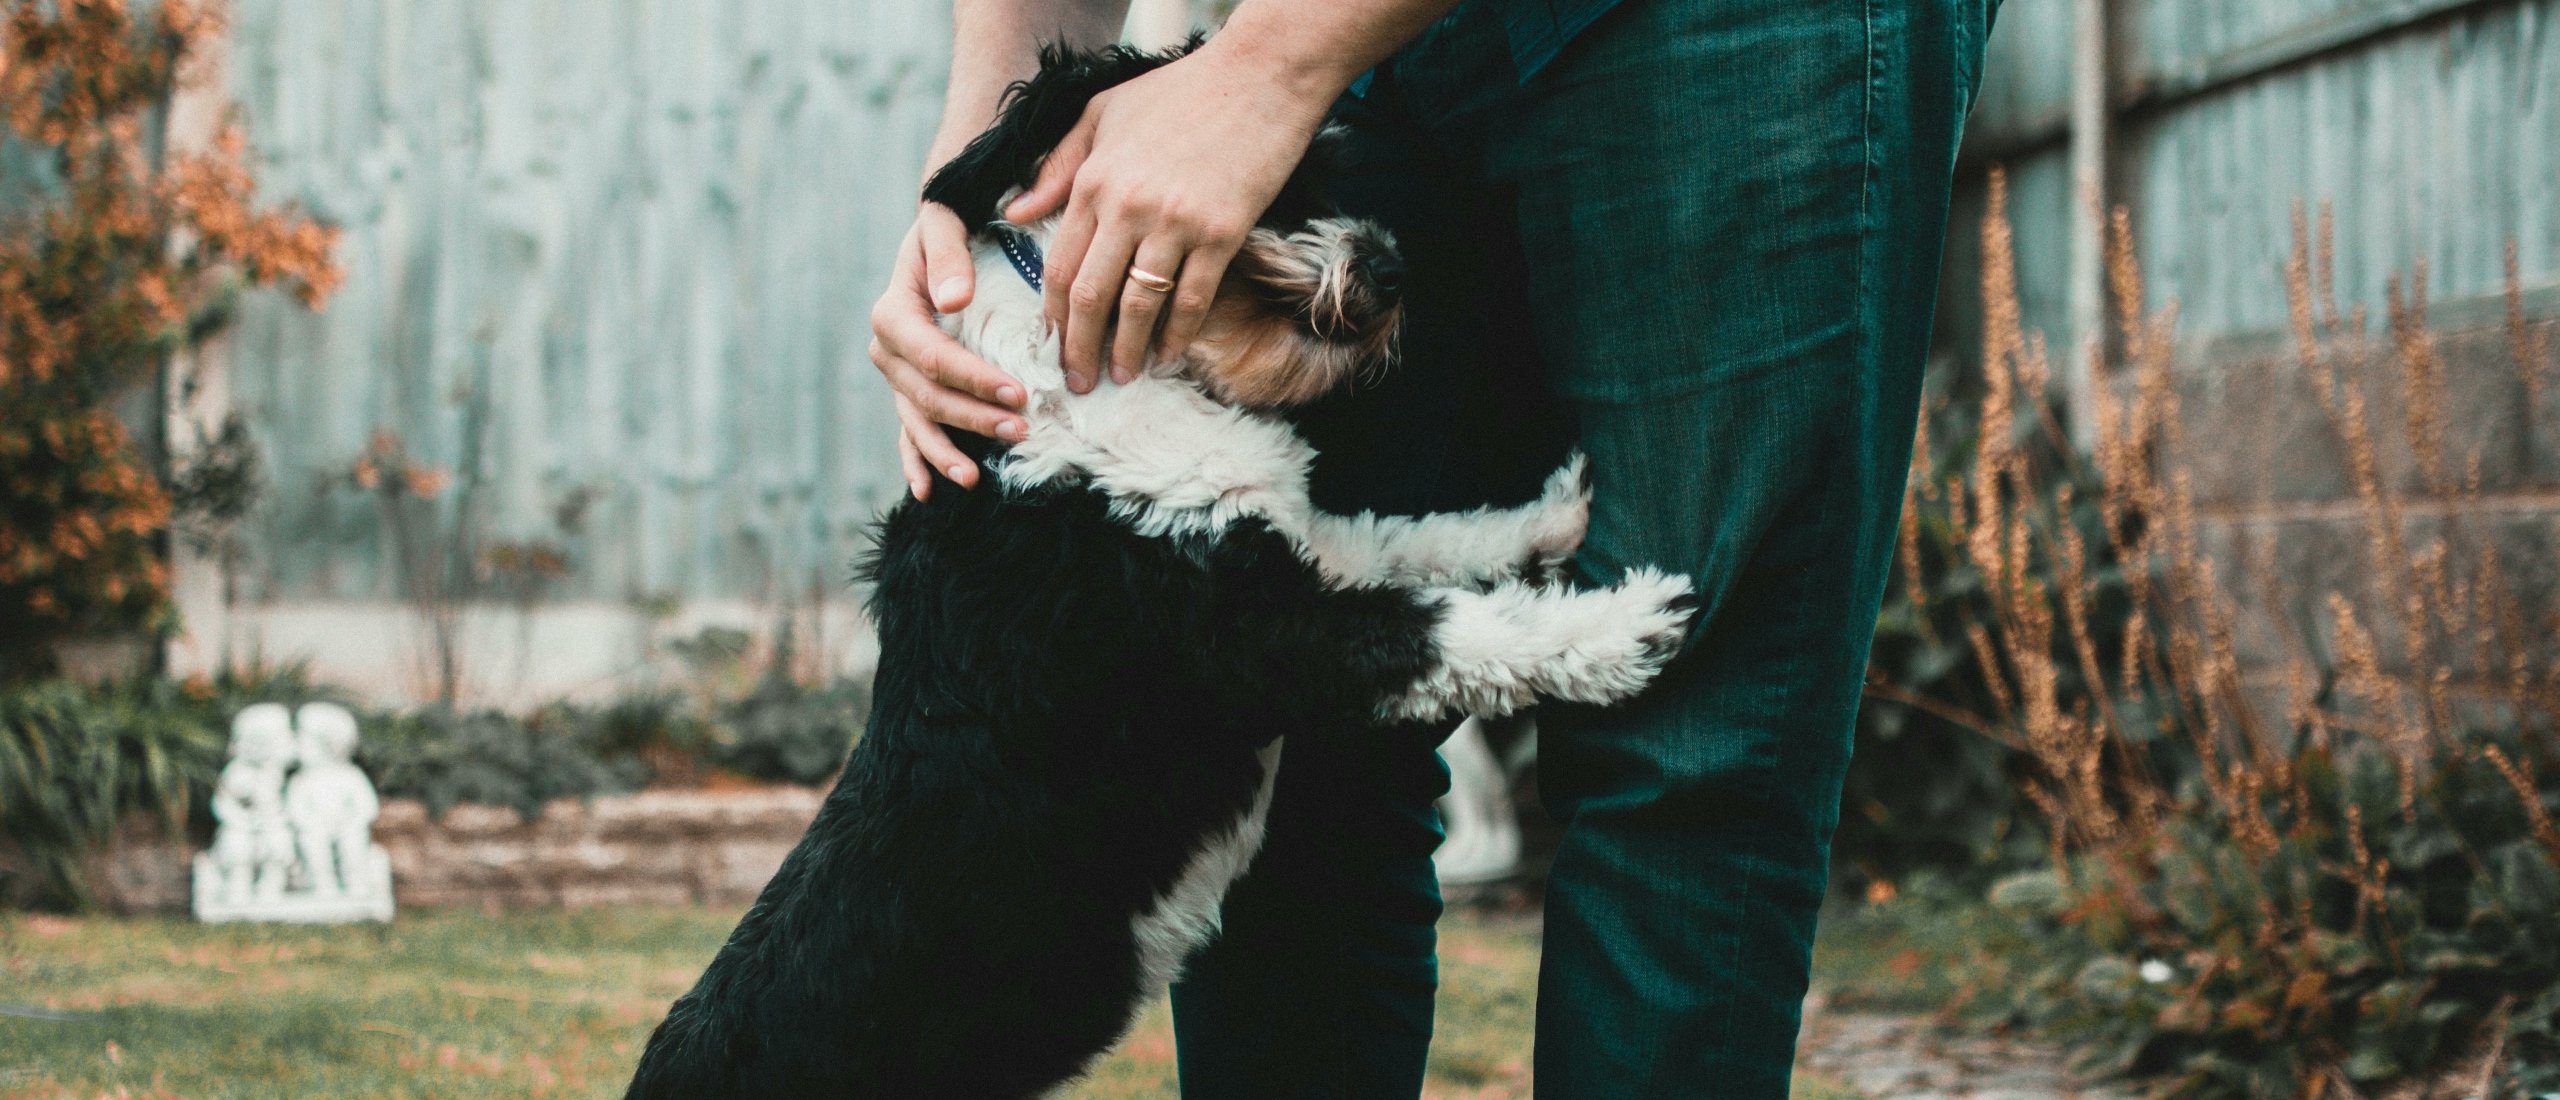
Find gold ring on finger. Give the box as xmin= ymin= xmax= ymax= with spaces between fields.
xmin=1127 ymin=267 xmax=1176 ymax=294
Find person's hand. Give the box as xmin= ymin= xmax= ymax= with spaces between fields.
xmin=1003 ymin=40 xmax=1338 ymax=393
xmin=868 ymin=202 xmax=1028 ymax=500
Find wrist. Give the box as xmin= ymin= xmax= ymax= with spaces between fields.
xmin=1195 ymin=21 xmax=1365 ymax=119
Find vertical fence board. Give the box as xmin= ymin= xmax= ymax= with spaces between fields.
xmin=218 ymin=0 xmax=945 ymax=607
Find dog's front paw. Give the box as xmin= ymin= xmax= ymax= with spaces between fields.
xmin=1520 ymin=453 xmax=1592 ymax=572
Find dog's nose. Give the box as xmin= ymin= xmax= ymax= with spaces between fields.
xmin=1357 ymin=250 xmax=1405 ymax=296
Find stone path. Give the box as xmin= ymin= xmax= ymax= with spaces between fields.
xmin=1797 ymin=996 xmax=2139 ymax=1100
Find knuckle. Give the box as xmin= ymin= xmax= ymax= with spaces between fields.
xmin=918 ymin=387 xmax=958 ymax=420
xmin=1196 ymin=218 xmax=1246 ymax=245
xmin=1160 ymin=198 xmax=1209 ymax=229
xmin=1172 ymin=292 xmax=1211 ymax=316
xmin=1068 ymin=282 xmax=1110 ymax=309
xmin=1118 ymin=189 xmax=1164 ymax=220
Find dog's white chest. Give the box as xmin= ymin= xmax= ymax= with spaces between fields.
xmin=1127 ymin=740 xmax=1285 ymax=990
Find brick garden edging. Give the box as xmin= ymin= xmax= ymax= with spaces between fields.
xmin=67 ymin=788 xmax=825 ymax=914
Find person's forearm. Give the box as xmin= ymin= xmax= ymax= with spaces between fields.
xmin=928 ymin=0 xmax=1130 ymax=173
xmin=1199 ymin=0 xmax=1466 ymax=115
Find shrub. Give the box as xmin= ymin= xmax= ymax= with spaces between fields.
xmin=0 ymin=0 xmax=338 ymax=677
xmin=1942 ymin=175 xmax=2560 ymax=1095
xmin=1 ymin=654 xmax=864 ymax=908
xmin=0 ymin=667 xmax=325 ymax=908
xmin=710 ymin=671 xmax=865 ymax=786
xmin=358 ymin=706 xmax=650 ymax=821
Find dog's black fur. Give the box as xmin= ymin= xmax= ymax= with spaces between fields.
xmin=627 ymin=483 xmax=1445 ymax=1098
xmin=625 ymin=45 xmax=1454 ymax=1099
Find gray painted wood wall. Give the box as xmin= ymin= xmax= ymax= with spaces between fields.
xmin=1948 ymin=0 xmax=2557 ymax=363
xmin=1943 ymin=0 xmax=2560 ymax=694
xmin=219 ymin=0 xmax=949 ymax=609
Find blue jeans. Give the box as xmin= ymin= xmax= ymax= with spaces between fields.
xmin=1172 ymin=0 xmax=1992 ymax=1095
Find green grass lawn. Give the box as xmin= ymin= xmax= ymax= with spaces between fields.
xmin=0 ymin=905 xmax=1864 ymax=1099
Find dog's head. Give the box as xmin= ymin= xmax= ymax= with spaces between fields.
xmin=922 ymin=42 xmax=1401 ymax=409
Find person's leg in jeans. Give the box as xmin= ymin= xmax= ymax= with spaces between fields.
xmin=1471 ymin=1 xmax=1992 ymax=1094
xmin=1166 ymin=60 xmax=1577 ymax=1097
xmin=1175 ymin=0 xmax=1989 ymax=1093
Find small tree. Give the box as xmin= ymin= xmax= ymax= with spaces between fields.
xmin=0 ymin=0 xmax=339 ymax=679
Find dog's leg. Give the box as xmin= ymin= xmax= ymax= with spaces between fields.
xmin=1207 ymin=532 xmax=1690 ymax=722
xmin=1300 ymin=454 xmax=1591 ymax=587
xmin=1378 ymin=568 xmax=1694 ymax=722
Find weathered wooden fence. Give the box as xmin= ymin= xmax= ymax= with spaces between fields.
xmin=1942 ymin=0 xmax=2559 ymax=691
xmin=1949 ymin=0 xmax=2556 ymax=362
xmin=177 ymin=0 xmax=957 ymax=701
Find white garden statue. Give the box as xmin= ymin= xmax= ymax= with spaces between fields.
xmin=192 ymin=701 xmax=395 ymax=923
xmin=1433 ymin=715 xmax=1526 ymax=888
xmin=198 ymin=703 xmax=297 ymax=905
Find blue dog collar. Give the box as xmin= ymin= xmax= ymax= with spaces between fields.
xmin=992 ymin=225 xmax=1045 ymax=292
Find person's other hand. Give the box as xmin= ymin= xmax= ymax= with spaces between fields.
xmin=1002 ymin=41 xmax=1336 ymax=393
xmin=868 ymin=202 xmax=1028 ymax=500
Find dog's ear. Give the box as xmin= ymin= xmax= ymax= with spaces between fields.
xmin=921 ymin=38 xmax=1201 ymax=230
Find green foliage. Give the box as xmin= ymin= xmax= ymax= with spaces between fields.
xmin=166 ymin=412 xmax=265 ymax=555
xmin=354 ymin=666 xmax=867 ymax=818
xmin=2 ymin=651 xmax=867 ymax=909
xmin=0 ymin=682 xmax=221 ymax=908
xmin=569 ymin=689 xmax=714 ymax=762
xmin=0 ymin=665 xmax=344 ymax=907
xmin=708 ymin=671 xmax=865 ymax=786
xmin=1985 ymin=738 xmax=2560 ymax=1096
xmin=355 ymin=706 xmax=651 ymax=821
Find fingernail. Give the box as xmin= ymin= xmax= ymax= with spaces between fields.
xmin=1067 ymin=373 xmax=1093 ymax=394
xmin=1111 ymin=365 xmax=1135 ymax=385
xmin=908 ymin=479 xmax=925 ymax=499
xmin=946 ymin=463 xmax=971 ymax=482
xmin=998 ymin=419 xmax=1027 ymax=442
xmin=996 ymin=384 xmax=1022 ymax=406
xmin=933 ymin=277 xmax=967 ymax=308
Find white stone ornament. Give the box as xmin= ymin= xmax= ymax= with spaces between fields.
xmin=1432 ymin=715 xmax=1525 ymax=888
xmin=192 ymin=702 xmax=395 ymax=923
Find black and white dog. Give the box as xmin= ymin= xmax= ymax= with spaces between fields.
xmin=627 ymin=43 xmax=1693 ymax=1100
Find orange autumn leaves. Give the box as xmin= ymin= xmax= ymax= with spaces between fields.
xmin=0 ymin=0 xmax=338 ymax=653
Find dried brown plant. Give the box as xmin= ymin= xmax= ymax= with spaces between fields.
xmin=1954 ymin=172 xmax=2559 ymax=1091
